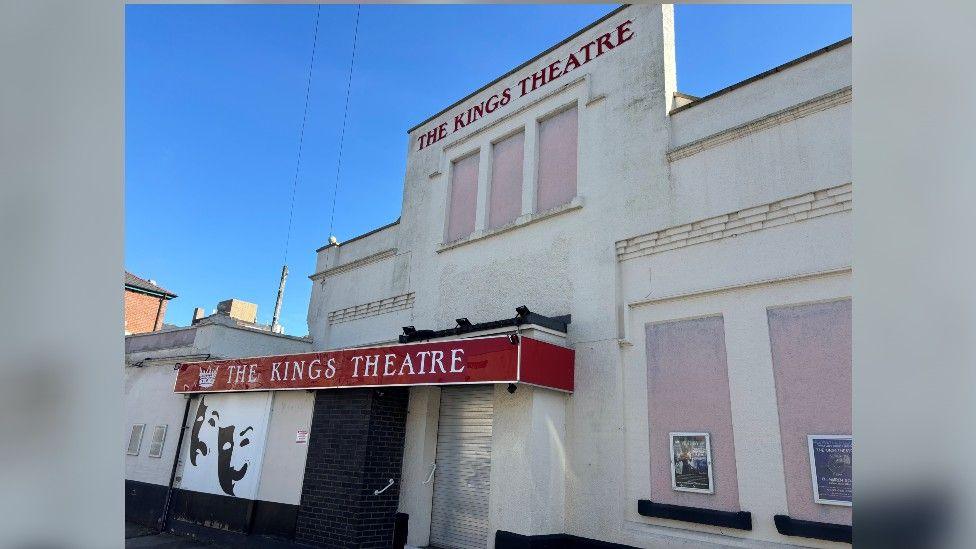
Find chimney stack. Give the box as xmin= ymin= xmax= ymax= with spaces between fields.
xmin=192 ymin=307 xmax=205 ymax=324
xmin=216 ymin=299 xmax=258 ymax=324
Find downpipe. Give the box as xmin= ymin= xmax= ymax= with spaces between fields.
xmin=157 ymin=394 xmax=192 ymax=533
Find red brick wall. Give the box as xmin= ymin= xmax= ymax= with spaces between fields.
xmin=124 ymin=289 xmax=167 ymax=333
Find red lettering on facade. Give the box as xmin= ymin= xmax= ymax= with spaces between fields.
xmin=563 ymin=53 xmax=582 ymax=74
xmin=596 ymin=33 xmax=615 ymax=56
xmin=530 ymin=68 xmax=547 ymax=93
xmin=616 ymin=19 xmax=634 ymax=45
xmin=548 ymin=60 xmax=562 ymax=83
xmin=174 ymin=336 xmax=575 ymax=393
xmin=416 ymin=18 xmax=636 ymax=150
xmin=578 ymin=40 xmax=596 ymax=63
xmin=518 ymin=75 xmax=533 ymax=97
xmin=500 ymin=87 xmax=512 ymax=106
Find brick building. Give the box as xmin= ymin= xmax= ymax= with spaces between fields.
xmin=125 ymin=271 xmax=176 ymax=334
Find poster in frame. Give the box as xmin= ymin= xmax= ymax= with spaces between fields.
xmin=807 ymin=434 xmax=853 ymax=506
xmin=669 ymin=432 xmax=714 ymax=494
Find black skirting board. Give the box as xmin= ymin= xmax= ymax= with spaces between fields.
xmin=774 ymin=514 xmax=852 ymax=543
xmin=637 ymin=500 xmax=752 ymax=530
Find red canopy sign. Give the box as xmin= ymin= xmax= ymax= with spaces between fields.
xmin=174 ymin=335 xmax=573 ymax=394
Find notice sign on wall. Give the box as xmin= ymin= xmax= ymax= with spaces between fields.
xmin=808 ymin=435 xmax=853 ymax=506
xmin=296 ymin=429 xmax=309 ymax=443
xmin=670 ymin=432 xmax=714 ymax=494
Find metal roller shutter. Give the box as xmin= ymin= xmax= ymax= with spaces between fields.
xmin=429 ymin=385 xmax=494 ymax=549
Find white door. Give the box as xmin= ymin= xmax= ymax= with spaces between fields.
xmin=429 ymin=385 xmax=494 ymax=549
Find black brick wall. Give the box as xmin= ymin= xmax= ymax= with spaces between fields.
xmin=295 ymin=388 xmax=409 ymax=548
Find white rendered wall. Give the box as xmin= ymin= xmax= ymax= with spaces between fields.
xmin=620 ymin=271 xmax=850 ymax=548
xmin=303 ymin=3 xmax=851 ymax=548
xmin=307 ymin=223 xmax=412 ymax=350
xmin=256 ymin=390 xmax=315 ymax=505
xmin=125 ymin=324 xmax=312 ymax=492
xmin=669 ymin=102 xmax=852 ymax=223
xmin=399 ymin=386 xmax=441 ymax=547
xmin=486 ymin=384 xmax=568 ymax=547
xmin=310 ymin=3 xmax=679 ymax=345
xmin=669 ymin=43 xmax=851 ymax=147
xmin=124 ymin=360 xmax=193 ymax=486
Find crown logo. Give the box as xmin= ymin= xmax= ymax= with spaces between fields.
xmin=199 ymin=365 xmax=218 ymax=388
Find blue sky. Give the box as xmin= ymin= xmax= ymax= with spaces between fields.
xmin=126 ymin=4 xmax=851 ymax=335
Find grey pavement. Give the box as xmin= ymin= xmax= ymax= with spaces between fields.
xmin=125 ymin=522 xmax=223 ymax=549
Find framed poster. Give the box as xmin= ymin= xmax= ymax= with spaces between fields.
xmin=808 ymin=435 xmax=853 ymax=506
xmin=670 ymin=432 xmax=714 ymax=494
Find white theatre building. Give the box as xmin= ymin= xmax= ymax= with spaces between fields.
xmin=125 ymin=5 xmax=852 ymax=549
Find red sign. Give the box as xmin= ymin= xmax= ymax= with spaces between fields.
xmin=174 ymin=335 xmax=574 ymax=394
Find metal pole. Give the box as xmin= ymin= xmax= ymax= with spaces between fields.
xmin=271 ymin=265 xmax=288 ymax=333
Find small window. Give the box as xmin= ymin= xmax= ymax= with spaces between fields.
xmin=446 ymin=152 xmax=480 ymax=242
xmin=536 ymin=105 xmax=578 ymax=212
xmin=148 ymin=425 xmax=168 ymax=458
xmin=488 ymin=131 xmax=525 ymax=229
xmin=127 ymin=424 xmax=146 ymax=456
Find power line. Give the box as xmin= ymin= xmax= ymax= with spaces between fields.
xmin=282 ymin=4 xmax=321 ymax=266
xmin=327 ymin=4 xmax=362 ymax=239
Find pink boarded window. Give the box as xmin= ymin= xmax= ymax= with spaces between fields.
xmin=536 ymin=105 xmax=578 ymax=212
xmin=446 ymin=152 xmax=479 ymax=242
xmin=488 ymin=131 xmax=525 ymax=229
xmin=767 ymin=299 xmax=852 ymax=525
xmin=645 ymin=316 xmax=741 ymax=511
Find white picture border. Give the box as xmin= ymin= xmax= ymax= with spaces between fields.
xmin=807 ymin=434 xmax=853 ymax=506
xmin=669 ymin=432 xmax=714 ymax=494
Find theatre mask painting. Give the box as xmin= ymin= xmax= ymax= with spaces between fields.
xmin=180 ymin=392 xmax=271 ymax=498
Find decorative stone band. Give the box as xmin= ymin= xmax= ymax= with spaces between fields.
xmin=308 ymin=248 xmax=397 ymax=282
xmin=667 ymin=86 xmax=852 ymax=162
xmin=328 ymin=292 xmax=415 ymax=325
xmin=616 ymin=182 xmax=852 ymax=262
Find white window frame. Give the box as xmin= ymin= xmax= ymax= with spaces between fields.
xmin=127 ymin=423 xmax=146 ymax=456
xmin=669 ymin=431 xmax=715 ymax=494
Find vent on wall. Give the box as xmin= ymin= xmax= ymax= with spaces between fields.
xmin=127 ymin=424 xmax=146 ymax=456
xmin=148 ymin=425 xmax=168 ymax=458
